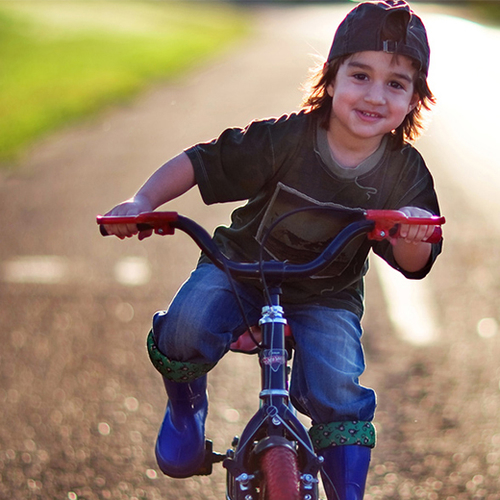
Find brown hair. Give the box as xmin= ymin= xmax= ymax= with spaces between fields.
xmin=301 ymin=55 xmax=350 ymax=131
xmin=301 ymin=56 xmax=435 ymax=147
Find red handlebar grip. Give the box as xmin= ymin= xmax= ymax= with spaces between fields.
xmin=366 ymin=210 xmax=445 ymax=243
xmin=96 ymin=212 xmax=178 ymax=237
xmin=98 ymin=222 xmax=152 ymax=237
xmin=426 ymin=226 xmax=442 ymax=244
xmin=392 ymin=225 xmax=443 ymax=243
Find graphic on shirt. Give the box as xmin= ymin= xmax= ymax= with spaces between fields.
xmin=255 ymin=183 xmax=366 ymax=278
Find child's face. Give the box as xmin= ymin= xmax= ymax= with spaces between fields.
xmin=327 ymin=51 xmax=419 ymax=147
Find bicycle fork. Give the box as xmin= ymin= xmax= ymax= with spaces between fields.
xmin=223 ymin=287 xmax=323 ymax=500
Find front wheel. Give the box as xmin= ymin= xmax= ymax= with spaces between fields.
xmin=260 ymin=446 xmax=300 ymax=500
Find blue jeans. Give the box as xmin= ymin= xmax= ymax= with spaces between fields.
xmin=153 ymin=263 xmax=376 ymax=424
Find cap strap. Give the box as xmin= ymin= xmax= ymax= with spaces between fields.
xmin=383 ymin=40 xmax=399 ymax=53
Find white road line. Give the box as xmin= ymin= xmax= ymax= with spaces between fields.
xmin=1 ymin=255 xmax=151 ymax=286
xmin=2 ymin=255 xmax=69 ymax=284
xmin=113 ymin=256 xmax=151 ymax=286
xmin=371 ymin=256 xmax=439 ymax=346
xmin=424 ymin=14 xmax=500 ymax=221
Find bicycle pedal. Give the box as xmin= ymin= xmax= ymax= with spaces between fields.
xmin=195 ymin=440 xmax=226 ymax=476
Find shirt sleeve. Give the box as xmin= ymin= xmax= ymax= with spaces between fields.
xmin=184 ymin=119 xmax=278 ymax=205
xmin=371 ymin=146 xmax=443 ymax=279
xmin=184 ymin=113 xmax=309 ymax=205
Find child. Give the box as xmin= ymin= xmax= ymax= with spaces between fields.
xmin=103 ymin=1 xmax=442 ymax=498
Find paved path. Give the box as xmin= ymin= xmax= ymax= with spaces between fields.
xmin=1 ymin=4 xmax=500 ymax=499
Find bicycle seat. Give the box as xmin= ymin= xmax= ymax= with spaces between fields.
xmin=230 ymin=325 xmax=294 ymax=355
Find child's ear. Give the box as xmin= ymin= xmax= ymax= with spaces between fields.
xmin=408 ymin=93 xmax=420 ymax=113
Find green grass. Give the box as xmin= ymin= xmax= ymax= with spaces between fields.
xmin=0 ymin=1 xmax=249 ymax=165
xmin=469 ymin=2 xmax=500 ymax=25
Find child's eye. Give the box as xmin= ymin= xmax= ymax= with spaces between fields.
xmin=352 ymin=73 xmax=368 ymax=81
xmin=389 ymin=81 xmax=405 ymax=90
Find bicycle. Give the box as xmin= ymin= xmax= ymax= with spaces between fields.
xmin=97 ymin=207 xmax=444 ymax=500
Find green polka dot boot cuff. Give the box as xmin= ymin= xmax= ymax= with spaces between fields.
xmin=309 ymin=420 xmax=376 ymax=450
xmin=147 ymin=330 xmax=216 ymax=383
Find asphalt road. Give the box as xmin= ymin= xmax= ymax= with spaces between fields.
xmin=1 ymin=4 xmax=500 ymax=500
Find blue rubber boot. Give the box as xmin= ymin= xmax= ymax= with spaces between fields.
xmin=319 ymin=445 xmax=371 ymax=500
xmin=155 ymin=376 xmax=208 ymax=478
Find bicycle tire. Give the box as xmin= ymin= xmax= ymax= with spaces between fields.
xmin=260 ymin=446 xmax=300 ymax=500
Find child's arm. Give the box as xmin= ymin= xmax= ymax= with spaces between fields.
xmin=391 ymin=206 xmax=437 ymax=273
xmin=103 ymin=152 xmax=196 ymax=239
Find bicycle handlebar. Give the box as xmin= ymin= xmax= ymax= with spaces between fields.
xmin=364 ymin=209 xmax=444 ymax=242
xmin=97 ymin=210 xmax=444 ymax=281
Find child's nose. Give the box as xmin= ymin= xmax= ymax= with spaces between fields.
xmin=364 ymin=84 xmax=386 ymax=105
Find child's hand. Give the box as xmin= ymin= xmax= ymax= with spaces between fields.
xmin=397 ymin=206 xmax=436 ymax=244
xmin=391 ymin=206 xmax=436 ymax=272
xmin=103 ymin=196 xmax=154 ymax=240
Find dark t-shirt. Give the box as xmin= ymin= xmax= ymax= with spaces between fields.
xmin=185 ymin=110 xmax=442 ymax=317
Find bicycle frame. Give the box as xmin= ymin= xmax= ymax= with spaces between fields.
xmin=224 ymin=286 xmax=322 ymax=500
xmin=97 ymin=209 xmax=444 ymax=500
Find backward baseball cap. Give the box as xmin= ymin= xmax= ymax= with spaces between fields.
xmin=327 ymin=0 xmax=430 ymax=75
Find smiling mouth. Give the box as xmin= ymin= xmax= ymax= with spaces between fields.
xmin=358 ymin=110 xmax=383 ymax=119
